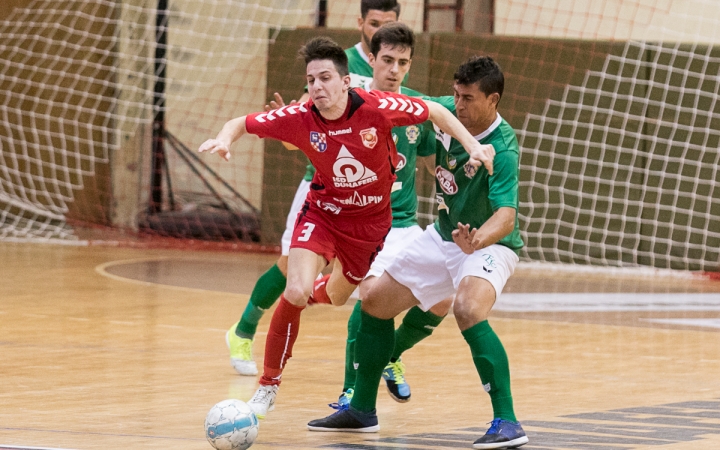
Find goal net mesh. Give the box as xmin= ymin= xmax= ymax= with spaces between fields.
xmin=1 ymin=0 xmax=718 ymax=272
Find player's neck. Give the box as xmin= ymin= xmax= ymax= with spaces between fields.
xmin=465 ymin=111 xmax=498 ymax=136
xmin=369 ymin=80 xmax=401 ymax=94
xmin=318 ymin=93 xmax=350 ymax=121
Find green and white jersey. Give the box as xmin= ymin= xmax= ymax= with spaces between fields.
xmin=362 ymin=80 xmax=435 ymax=227
xmin=346 ymin=44 xmax=374 ymax=88
xmin=426 ymin=96 xmax=524 ymax=253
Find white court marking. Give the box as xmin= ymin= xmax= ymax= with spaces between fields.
xmin=495 ymin=293 xmax=720 ymax=312
xmin=639 ymin=318 xmax=720 ymax=329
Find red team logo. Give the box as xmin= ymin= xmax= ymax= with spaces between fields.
xmin=359 ymin=127 xmax=377 ymax=149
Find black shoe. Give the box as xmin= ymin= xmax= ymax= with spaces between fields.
xmin=473 ymin=418 xmax=529 ymax=449
xmin=307 ymin=407 xmax=379 ymax=433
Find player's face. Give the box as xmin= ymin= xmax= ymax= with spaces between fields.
xmin=453 ymin=82 xmax=500 ymax=132
xmin=357 ymin=9 xmax=398 ymax=51
xmin=369 ymin=44 xmax=412 ymax=93
xmin=306 ymin=59 xmax=350 ymax=112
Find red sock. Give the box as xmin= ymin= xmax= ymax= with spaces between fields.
xmin=308 ymin=274 xmax=332 ymax=305
xmin=259 ymin=295 xmax=304 ymax=386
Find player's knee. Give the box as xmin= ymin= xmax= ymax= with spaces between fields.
xmin=429 ymin=297 xmax=453 ymax=317
xmin=284 ymin=283 xmax=310 ymax=306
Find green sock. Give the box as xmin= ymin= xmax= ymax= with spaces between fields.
xmin=349 ymin=310 xmax=395 ymax=413
xmin=461 ymin=320 xmax=517 ymax=422
xmin=391 ymin=306 xmax=445 ymax=361
xmin=343 ymin=300 xmax=363 ymax=391
xmin=236 ymin=263 xmax=286 ymax=338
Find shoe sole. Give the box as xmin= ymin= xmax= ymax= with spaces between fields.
xmin=385 ymin=385 xmax=410 ymax=403
xmin=472 ymin=435 xmax=529 ymax=449
xmin=307 ymin=424 xmax=379 ymax=433
xmin=226 ymin=332 xmax=258 ymax=376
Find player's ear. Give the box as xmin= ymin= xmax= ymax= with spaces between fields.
xmin=368 ymin=53 xmax=375 ymax=67
xmin=342 ymin=75 xmax=351 ymax=92
xmin=489 ymin=92 xmax=500 ymax=107
xmin=357 ymin=16 xmax=364 ymax=31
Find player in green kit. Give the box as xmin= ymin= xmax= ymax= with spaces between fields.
xmin=330 ymin=22 xmax=454 ymax=411
xmin=228 ymin=2 xmax=451 ymax=402
xmin=308 ymin=56 xmax=529 ymax=450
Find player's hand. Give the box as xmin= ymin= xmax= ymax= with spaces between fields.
xmin=198 ymin=138 xmax=231 ymax=161
xmin=468 ymin=143 xmax=495 ymax=175
xmin=452 ymin=222 xmax=478 ymax=254
xmin=264 ymin=92 xmax=297 ymax=111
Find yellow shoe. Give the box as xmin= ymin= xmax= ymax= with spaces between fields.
xmin=226 ymin=322 xmax=258 ymax=376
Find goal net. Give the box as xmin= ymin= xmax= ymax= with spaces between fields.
xmin=1 ymin=0 xmax=718 ymax=273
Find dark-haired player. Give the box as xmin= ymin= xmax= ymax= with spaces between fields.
xmin=225 ymin=0 xmax=405 ymax=380
xmin=307 ymin=56 xmax=528 ymax=450
xmin=200 ymin=37 xmax=495 ymax=419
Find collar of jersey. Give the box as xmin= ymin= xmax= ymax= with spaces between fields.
xmin=354 ymin=42 xmax=370 ymax=64
xmin=473 ymin=113 xmax=502 ymax=141
xmin=311 ymin=90 xmax=365 ymax=124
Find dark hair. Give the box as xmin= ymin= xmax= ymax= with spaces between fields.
xmin=370 ymin=22 xmax=414 ymax=58
xmin=361 ymin=0 xmax=401 ymax=19
xmin=454 ymin=56 xmax=504 ymax=99
xmin=299 ymin=36 xmax=349 ymax=77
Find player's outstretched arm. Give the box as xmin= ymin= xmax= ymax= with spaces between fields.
xmin=198 ymin=116 xmax=248 ymax=161
xmin=425 ymin=100 xmax=495 ymax=175
xmin=451 ymin=207 xmax=516 ymax=254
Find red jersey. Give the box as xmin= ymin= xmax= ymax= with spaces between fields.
xmin=246 ymin=88 xmax=430 ymax=218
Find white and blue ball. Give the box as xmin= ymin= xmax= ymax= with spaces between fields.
xmin=205 ymin=399 xmax=259 ymax=450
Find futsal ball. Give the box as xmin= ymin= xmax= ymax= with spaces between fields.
xmin=205 ymin=399 xmax=259 ymax=450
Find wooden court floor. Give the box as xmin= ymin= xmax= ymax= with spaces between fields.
xmin=1 ymin=242 xmax=719 ymax=450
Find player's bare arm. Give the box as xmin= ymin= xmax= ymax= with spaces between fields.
xmin=425 ymin=100 xmax=495 ymax=175
xmin=451 ymin=207 xmax=516 ymax=254
xmin=198 ymin=116 xmax=248 ymax=162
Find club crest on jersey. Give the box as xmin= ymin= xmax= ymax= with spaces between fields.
xmin=405 ymin=125 xmax=419 ymax=144
xmin=359 ymin=127 xmax=378 ymax=149
xmin=310 ymin=131 xmax=327 ymax=152
xmin=395 ymin=153 xmax=407 ymax=171
xmin=464 ymin=162 xmax=477 ymax=179
xmin=435 ymin=166 xmax=458 ymax=195
xmin=333 ymin=145 xmax=378 ymax=188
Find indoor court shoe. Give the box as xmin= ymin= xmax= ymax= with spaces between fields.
xmin=226 ymin=322 xmax=258 ymax=376
xmin=473 ymin=418 xmax=529 ymax=449
xmin=307 ymin=407 xmax=379 ymax=432
xmin=382 ymin=359 xmax=411 ymax=402
xmin=328 ymin=388 xmax=354 ymax=410
xmin=247 ymin=384 xmax=278 ymax=419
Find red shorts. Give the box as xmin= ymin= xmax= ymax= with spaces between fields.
xmin=291 ymin=201 xmax=391 ymax=284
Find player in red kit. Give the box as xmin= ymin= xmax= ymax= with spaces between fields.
xmin=199 ymin=36 xmax=495 ymax=419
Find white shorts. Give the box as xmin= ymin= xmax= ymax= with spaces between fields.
xmin=385 ymin=225 xmax=519 ymax=311
xmin=365 ymin=225 xmax=423 ymax=279
xmin=280 ymin=179 xmax=311 ymax=255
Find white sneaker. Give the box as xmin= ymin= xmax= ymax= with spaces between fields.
xmin=247 ymin=385 xmax=278 ymax=419
xmin=226 ymin=324 xmax=258 ymax=376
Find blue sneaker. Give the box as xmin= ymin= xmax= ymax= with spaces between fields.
xmin=328 ymin=388 xmax=354 ymax=411
xmin=473 ymin=419 xmax=529 ymax=449
xmin=307 ymin=407 xmax=379 ymax=433
xmin=382 ymin=359 xmax=410 ymax=402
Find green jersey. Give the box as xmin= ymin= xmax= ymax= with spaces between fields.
xmin=427 ymin=96 xmax=524 ymax=253
xmin=359 ymin=80 xmax=434 ymax=227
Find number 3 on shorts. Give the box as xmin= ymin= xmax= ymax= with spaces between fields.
xmin=297 ymin=223 xmax=315 ymax=242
